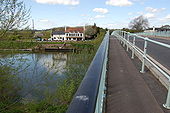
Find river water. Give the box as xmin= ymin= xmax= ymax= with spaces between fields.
xmin=0 ymin=51 xmax=93 ymax=102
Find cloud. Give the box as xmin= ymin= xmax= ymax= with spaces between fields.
xmin=137 ymin=12 xmax=144 ymax=15
xmin=144 ymin=13 xmax=155 ymax=19
xmin=35 ymin=0 xmax=79 ymax=5
xmin=145 ymin=7 xmax=166 ymax=13
xmin=105 ymin=0 xmax=133 ymax=7
xmin=102 ymin=23 xmax=115 ymax=29
xmin=99 ymin=22 xmax=128 ymax=29
xmin=165 ymin=14 xmax=170 ymax=19
xmin=132 ymin=7 xmax=166 ymax=20
xmin=93 ymin=8 xmax=109 ymax=14
xmin=89 ymin=15 xmax=105 ymax=21
xmin=94 ymin=15 xmax=105 ymax=19
xmin=81 ymin=14 xmax=88 ymax=17
xmin=160 ymin=14 xmax=170 ymax=22
xmin=128 ymin=12 xmax=133 ymax=15
xmin=35 ymin=19 xmax=57 ymax=29
xmin=39 ymin=19 xmax=49 ymax=22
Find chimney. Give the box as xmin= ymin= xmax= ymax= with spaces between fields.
xmin=153 ymin=26 xmax=155 ymax=32
xmin=83 ymin=25 xmax=86 ymax=32
xmin=65 ymin=26 xmax=67 ymax=32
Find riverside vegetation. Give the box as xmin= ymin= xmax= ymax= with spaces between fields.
xmin=0 ymin=29 xmax=106 ymax=113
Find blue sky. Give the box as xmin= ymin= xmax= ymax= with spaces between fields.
xmin=25 ymin=0 xmax=170 ymax=29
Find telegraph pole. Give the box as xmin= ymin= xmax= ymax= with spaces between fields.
xmin=32 ymin=19 xmax=35 ymax=37
xmin=32 ymin=19 xmax=34 ymax=31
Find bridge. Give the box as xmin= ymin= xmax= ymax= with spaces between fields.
xmin=66 ymin=31 xmax=170 ymax=113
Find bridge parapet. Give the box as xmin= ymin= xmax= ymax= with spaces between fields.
xmin=66 ymin=31 xmax=109 ymax=113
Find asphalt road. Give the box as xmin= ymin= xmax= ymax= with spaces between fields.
xmin=130 ymin=36 xmax=170 ymax=70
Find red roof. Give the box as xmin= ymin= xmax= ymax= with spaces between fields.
xmin=66 ymin=27 xmax=84 ymax=33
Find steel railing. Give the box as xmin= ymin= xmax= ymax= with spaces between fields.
xmin=112 ymin=30 xmax=170 ymax=109
xmin=135 ymin=31 xmax=170 ymax=37
xmin=66 ymin=31 xmax=109 ymax=113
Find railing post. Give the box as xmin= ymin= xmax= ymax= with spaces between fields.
xmin=123 ymin=32 xmax=125 ymax=47
xmin=131 ymin=35 xmax=136 ymax=59
xmin=163 ymin=84 xmax=170 ymax=109
xmin=121 ymin=31 xmax=123 ymax=44
xmin=126 ymin=33 xmax=129 ymax=51
xmin=140 ymin=38 xmax=148 ymax=73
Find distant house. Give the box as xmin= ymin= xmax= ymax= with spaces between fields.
xmin=34 ymin=33 xmax=44 ymax=38
xmin=51 ymin=31 xmax=65 ymax=41
xmin=144 ymin=27 xmax=155 ymax=32
xmin=159 ymin=25 xmax=170 ymax=31
xmin=145 ymin=25 xmax=170 ymax=32
xmin=50 ymin=27 xmax=85 ymax=41
xmin=65 ymin=27 xmax=85 ymax=41
xmin=34 ymin=33 xmax=44 ymax=41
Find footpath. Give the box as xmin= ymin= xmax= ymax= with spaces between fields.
xmin=106 ymin=37 xmax=164 ymax=113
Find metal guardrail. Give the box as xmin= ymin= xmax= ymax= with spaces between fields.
xmin=135 ymin=31 xmax=170 ymax=37
xmin=112 ymin=30 xmax=170 ymax=109
xmin=66 ymin=31 xmax=109 ymax=113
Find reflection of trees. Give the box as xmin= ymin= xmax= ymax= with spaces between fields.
xmin=54 ymin=50 xmax=95 ymax=109
xmin=0 ymin=53 xmax=30 ymax=112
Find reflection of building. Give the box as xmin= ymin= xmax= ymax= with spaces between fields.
xmin=51 ymin=53 xmax=67 ymax=74
xmin=50 ymin=27 xmax=85 ymax=41
xmin=38 ymin=53 xmax=68 ymax=74
xmin=52 ymin=53 xmax=67 ymax=60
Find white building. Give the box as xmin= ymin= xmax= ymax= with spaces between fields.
xmin=51 ymin=31 xmax=66 ymax=41
xmin=50 ymin=27 xmax=85 ymax=41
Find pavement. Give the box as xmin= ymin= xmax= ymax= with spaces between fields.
xmin=106 ymin=37 xmax=164 ymax=113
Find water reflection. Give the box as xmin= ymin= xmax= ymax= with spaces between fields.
xmin=0 ymin=52 xmax=68 ymax=101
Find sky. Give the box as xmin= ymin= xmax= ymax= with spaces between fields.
xmin=25 ymin=0 xmax=170 ymax=30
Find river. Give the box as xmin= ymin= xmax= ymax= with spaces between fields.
xmin=0 ymin=51 xmax=94 ymax=103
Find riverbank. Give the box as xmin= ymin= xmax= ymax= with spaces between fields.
xmin=0 ymin=30 xmax=106 ymax=52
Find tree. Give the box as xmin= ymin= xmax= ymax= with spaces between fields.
xmin=129 ymin=15 xmax=149 ymax=31
xmin=0 ymin=0 xmax=30 ymax=39
xmin=85 ymin=26 xmax=96 ymax=37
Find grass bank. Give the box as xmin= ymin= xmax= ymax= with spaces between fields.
xmin=0 ymin=30 xmax=106 ymax=51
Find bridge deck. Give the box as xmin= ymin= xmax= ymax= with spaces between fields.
xmin=106 ymin=37 xmax=164 ymax=113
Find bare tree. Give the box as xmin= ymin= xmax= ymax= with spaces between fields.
xmin=0 ymin=0 xmax=30 ymax=39
xmin=129 ymin=15 xmax=149 ymax=31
